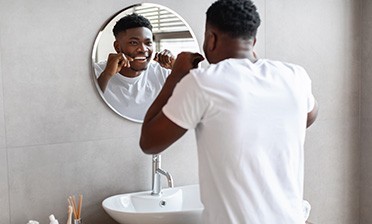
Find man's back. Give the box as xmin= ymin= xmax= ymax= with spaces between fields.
xmin=163 ymin=58 xmax=315 ymax=223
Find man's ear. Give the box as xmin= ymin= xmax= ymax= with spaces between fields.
xmin=206 ymin=31 xmax=217 ymax=52
xmin=113 ymin=41 xmax=121 ymax=53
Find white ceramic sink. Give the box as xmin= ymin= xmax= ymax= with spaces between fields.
xmin=102 ymin=184 xmax=204 ymax=224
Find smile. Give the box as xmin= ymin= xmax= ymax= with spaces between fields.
xmin=133 ymin=56 xmax=147 ymax=60
xmin=132 ymin=56 xmax=149 ymax=63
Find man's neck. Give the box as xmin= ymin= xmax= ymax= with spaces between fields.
xmin=119 ymin=67 xmax=142 ymax=78
xmin=221 ymin=37 xmax=257 ymax=63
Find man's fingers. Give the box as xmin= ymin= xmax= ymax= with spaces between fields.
xmin=155 ymin=50 xmax=174 ymax=64
xmin=119 ymin=53 xmax=132 ymax=68
xmin=192 ymin=53 xmax=205 ymax=68
xmin=122 ymin=53 xmax=134 ymax=61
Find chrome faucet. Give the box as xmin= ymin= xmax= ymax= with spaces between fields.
xmin=151 ymin=154 xmax=174 ymax=195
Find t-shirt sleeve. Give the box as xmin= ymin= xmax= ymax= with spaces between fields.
xmin=299 ymin=66 xmax=315 ymax=113
xmin=94 ymin=61 xmax=106 ymax=78
xmin=307 ymin=84 xmax=315 ymax=113
xmin=162 ymin=72 xmax=207 ymax=129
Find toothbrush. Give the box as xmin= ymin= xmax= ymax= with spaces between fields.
xmin=67 ymin=205 xmax=73 ymax=224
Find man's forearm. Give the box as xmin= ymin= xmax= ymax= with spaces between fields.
xmin=97 ymin=72 xmax=111 ymax=92
xmin=140 ymin=73 xmax=187 ymax=154
xmin=140 ymin=52 xmax=204 ymax=154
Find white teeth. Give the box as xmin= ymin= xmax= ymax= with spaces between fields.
xmin=134 ymin=57 xmax=146 ymax=60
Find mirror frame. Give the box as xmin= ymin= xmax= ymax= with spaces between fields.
xmin=91 ymin=3 xmax=200 ymax=123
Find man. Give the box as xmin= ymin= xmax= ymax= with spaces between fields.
xmin=140 ymin=0 xmax=318 ymax=223
xmin=94 ymin=13 xmax=174 ymax=121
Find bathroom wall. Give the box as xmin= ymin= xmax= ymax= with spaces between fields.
xmin=0 ymin=0 xmax=362 ymax=224
xmin=361 ymin=0 xmax=372 ymax=223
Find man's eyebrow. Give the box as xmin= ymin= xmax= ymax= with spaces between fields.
xmin=128 ymin=37 xmax=152 ymax=41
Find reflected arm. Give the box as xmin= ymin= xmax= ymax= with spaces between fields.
xmin=97 ymin=72 xmax=111 ymax=92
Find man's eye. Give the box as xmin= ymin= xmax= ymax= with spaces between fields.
xmin=129 ymin=41 xmax=138 ymax=45
xmin=146 ymin=42 xmax=153 ymax=46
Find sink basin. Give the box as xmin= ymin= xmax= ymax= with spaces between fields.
xmin=102 ymin=184 xmax=204 ymax=224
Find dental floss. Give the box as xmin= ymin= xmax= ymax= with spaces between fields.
xmin=49 ymin=214 xmax=59 ymax=224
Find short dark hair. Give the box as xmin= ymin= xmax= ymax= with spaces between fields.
xmin=206 ymin=0 xmax=261 ymax=38
xmin=113 ymin=13 xmax=153 ymax=37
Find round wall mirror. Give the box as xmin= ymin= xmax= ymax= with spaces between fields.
xmin=91 ymin=3 xmax=200 ymax=123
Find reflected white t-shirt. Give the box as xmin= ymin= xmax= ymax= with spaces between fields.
xmin=94 ymin=61 xmax=170 ymax=121
xmin=163 ymin=58 xmax=315 ymax=224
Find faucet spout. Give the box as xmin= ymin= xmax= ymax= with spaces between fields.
xmin=151 ymin=154 xmax=174 ymax=195
xmin=157 ymin=168 xmax=174 ymax=188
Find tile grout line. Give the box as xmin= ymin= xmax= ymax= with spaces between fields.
xmin=358 ymin=0 xmax=363 ymax=223
xmin=5 ymin=136 xmax=128 ymax=150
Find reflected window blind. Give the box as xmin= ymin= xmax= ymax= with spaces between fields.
xmin=133 ymin=5 xmax=189 ymax=33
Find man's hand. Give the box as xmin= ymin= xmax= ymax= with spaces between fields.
xmin=154 ymin=49 xmax=175 ymax=69
xmin=97 ymin=53 xmax=133 ymax=92
xmin=103 ymin=53 xmax=133 ymax=77
xmin=171 ymin=52 xmax=204 ymax=80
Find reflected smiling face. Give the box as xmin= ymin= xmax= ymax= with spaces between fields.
xmin=114 ymin=27 xmax=154 ymax=73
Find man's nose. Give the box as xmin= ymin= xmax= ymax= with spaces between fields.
xmin=137 ymin=43 xmax=148 ymax=52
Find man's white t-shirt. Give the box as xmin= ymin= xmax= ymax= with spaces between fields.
xmin=94 ymin=61 xmax=170 ymax=121
xmin=162 ymin=58 xmax=315 ymax=224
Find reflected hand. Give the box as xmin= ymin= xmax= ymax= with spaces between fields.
xmin=103 ymin=53 xmax=133 ymax=77
xmin=97 ymin=53 xmax=134 ymax=92
xmin=154 ymin=49 xmax=175 ymax=69
xmin=171 ymin=52 xmax=204 ymax=78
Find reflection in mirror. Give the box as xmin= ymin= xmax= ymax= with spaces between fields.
xmin=92 ymin=3 xmax=200 ymax=123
